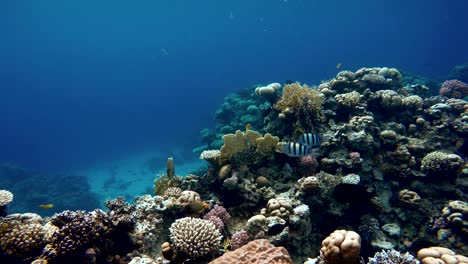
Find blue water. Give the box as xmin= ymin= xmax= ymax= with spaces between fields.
xmin=0 ymin=1 xmax=467 ymax=183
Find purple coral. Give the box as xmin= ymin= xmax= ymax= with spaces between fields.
xmin=367 ymin=249 xmax=419 ymax=264
xmin=297 ymin=154 xmax=319 ymax=176
xmin=231 ymin=230 xmax=252 ymax=250
xmin=203 ymin=205 xmax=231 ymax=231
xmin=439 ymin=79 xmax=468 ymax=99
xmin=204 ymin=205 xmax=231 ymax=223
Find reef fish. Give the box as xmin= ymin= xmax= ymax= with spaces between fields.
xmin=38 ymin=204 xmax=54 ymax=209
xmin=297 ymin=133 xmax=322 ymax=147
xmin=282 ymin=142 xmax=311 ymax=157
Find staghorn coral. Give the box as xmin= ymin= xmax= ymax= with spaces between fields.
xmin=209 ymin=239 xmax=292 ymax=264
xmin=169 ymin=217 xmax=222 ymax=258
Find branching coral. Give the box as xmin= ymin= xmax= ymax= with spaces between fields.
xmin=274 ymin=82 xmax=323 ymax=113
xmin=169 ymin=217 xmax=222 ymax=258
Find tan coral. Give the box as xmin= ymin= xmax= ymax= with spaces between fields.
xmin=398 ymin=189 xmax=421 ymax=204
xmin=441 ymin=200 xmax=468 ymax=231
xmin=163 ymin=187 xmax=183 ymax=200
xmin=220 ymin=130 xmax=248 ymax=160
xmin=177 ymin=191 xmax=201 ymax=204
xmin=263 ymin=198 xmax=293 ymax=220
xmin=320 ymin=230 xmax=361 ymax=264
xmin=301 ymin=176 xmax=320 ymax=192
xmin=245 ymin=130 xmax=261 ymax=147
xmin=417 ymin=246 xmax=468 ymax=264
xmin=256 ymin=133 xmax=280 ymax=154
xmin=209 ymin=239 xmax=292 ymax=264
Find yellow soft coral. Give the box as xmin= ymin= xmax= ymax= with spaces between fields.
xmin=219 ymin=130 xmax=280 ymax=163
xmin=274 ymin=82 xmax=323 ymax=114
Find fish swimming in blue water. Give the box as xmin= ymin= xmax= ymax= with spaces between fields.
xmin=281 ymin=142 xmax=311 ymax=157
xmin=297 ymin=133 xmax=322 ymax=147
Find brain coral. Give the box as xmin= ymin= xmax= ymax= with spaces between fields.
xmin=420 ymin=151 xmax=464 ymax=176
xmin=169 ymin=217 xmax=222 ymax=258
xmin=320 ymin=230 xmax=361 ymax=264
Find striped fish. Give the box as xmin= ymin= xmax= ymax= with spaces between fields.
xmin=297 ymin=133 xmax=322 ymax=147
xmin=282 ymin=142 xmax=311 ymax=157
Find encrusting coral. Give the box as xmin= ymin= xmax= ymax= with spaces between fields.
xmin=209 ymin=239 xmax=292 ymax=264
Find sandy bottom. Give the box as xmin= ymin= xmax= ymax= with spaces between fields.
xmin=76 ymin=151 xmax=206 ymax=205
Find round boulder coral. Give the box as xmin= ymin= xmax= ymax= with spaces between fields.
xmin=320 ymin=230 xmax=361 ymax=264
xmin=0 ymin=190 xmax=13 ymax=206
xmin=421 ymin=151 xmax=464 ymax=177
xmin=169 ymin=217 xmax=222 ymax=258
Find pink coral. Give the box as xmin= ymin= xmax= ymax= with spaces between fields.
xmin=298 ymin=155 xmax=319 ymax=176
xmin=231 ymin=230 xmax=251 ymax=250
xmin=439 ymin=79 xmax=468 ymax=99
xmin=205 ymin=215 xmax=225 ymax=231
xmin=349 ymin=152 xmax=360 ymax=160
xmin=204 ymin=205 xmax=231 ymax=223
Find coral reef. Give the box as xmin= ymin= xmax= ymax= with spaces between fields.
xmin=2 ymin=66 xmax=468 ymax=264
xmin=209 ymin=239 xmax=292 ymax=264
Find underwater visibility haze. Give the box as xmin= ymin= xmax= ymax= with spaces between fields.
xmin=0 ymin=0 xmax=468 ymax=263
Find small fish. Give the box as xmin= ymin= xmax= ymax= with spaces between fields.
xmin=183 ymin=201 xmax=209 ymax=215
xmin=336 ymin=63 xmax=342 ymax=69
xmin=297 ymin=133 xmax=322 ymax=147
xmin=245 ymin=123 xmax=251 ymax=131
xmin=39 ymin=204 xmax=54 ymax=209
xmin=282 ymin=142 xmax=311 ymax=157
